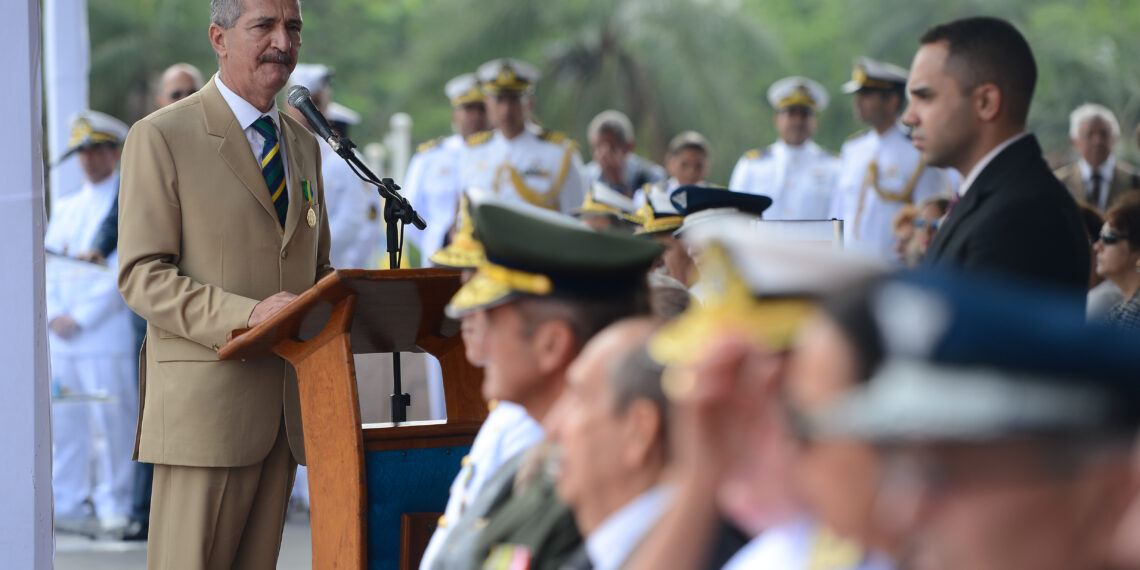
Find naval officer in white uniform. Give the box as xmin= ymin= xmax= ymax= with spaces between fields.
xmin=46 ymin=111 xmax=138 ymax=533
xmin=459 ymin=58 xmax=586 ymax=213
xmin=404 ymin=72 xmax=489 ymax=264
xmin=830 ymin=57 xmax=957 ymax=261
xmin=729 ymin=76 xmax=840 ymax=220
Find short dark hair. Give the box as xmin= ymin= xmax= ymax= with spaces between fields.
xmin=1105 ymin=193 xmax=1140 ymax=251
xmin=517 ymin=284 xmax=651 ymax=350
xmin=919 ymin=17 xmax=1037 ymax=126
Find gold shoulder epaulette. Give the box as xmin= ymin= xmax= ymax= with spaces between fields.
xmin=743 ymin=146 xmax=770 ymax=160
xmin=416 ymin=136 xmax=446 ymax=154
xmin=465 ymin=130 xmax=494 ymax=147
xmin=539 ymin=130 xmax=570 ymax=145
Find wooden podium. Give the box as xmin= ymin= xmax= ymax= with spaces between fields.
xmin=218 ymin=268 xmax=486 ymax=570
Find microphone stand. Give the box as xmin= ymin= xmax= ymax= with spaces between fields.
xmin=326 ymin=134 xmax=425 ymax=425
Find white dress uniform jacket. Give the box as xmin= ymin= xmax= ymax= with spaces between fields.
xmin=405 ymin=133 xmax=466 ymax=264
xmin=730 ymin=140 xmax=839 ymax=220
xmin=830 ymin=124 xmax=957 ymax=261
xmin=322 ymin=139 xmax=382 ymax=269
xmin=45 ymin=171 xmax=137 ymax=522
xmin=460 ymin=129 xmax=587 ymax=214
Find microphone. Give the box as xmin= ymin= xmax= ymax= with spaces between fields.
xmin=287 ymin=85 xmax=349 ymax=152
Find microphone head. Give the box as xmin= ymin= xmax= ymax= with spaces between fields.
xmin=287 ymin=85 xmax=311 ymax=108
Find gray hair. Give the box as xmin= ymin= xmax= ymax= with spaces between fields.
xmin=164 ymin=63 xmax=204 ymax=89
xmin=1069 ymin=103 xmax=1120 ymax=140
xmin=588 ymin=110 xmax=635 ymax=146
xmin=210 ymin=0 xmax=244 ymax=29
xmin=606 ymin=319 xmax=669 ymax=443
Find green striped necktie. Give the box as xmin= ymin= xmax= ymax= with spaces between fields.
xmin=251 ymin=116 xmax=288 ymax=227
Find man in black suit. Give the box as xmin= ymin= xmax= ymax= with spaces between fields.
xmin=906 ymin=17 xmax=1089 ymax=291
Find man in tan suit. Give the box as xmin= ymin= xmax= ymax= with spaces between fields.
xmin=117 ymin=0 xmax=331 ymax=567
xmin=1054 ymin=103 xmax=1140 ymax=212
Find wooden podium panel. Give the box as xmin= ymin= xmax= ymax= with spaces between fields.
xmin=219 ymin=268 xmax=486 ymax=570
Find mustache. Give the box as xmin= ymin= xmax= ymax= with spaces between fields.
xmin=259 ymin=50 xmax=294 ymax=66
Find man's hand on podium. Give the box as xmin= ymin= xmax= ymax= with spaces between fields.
xmin=248 ymin=291 xmax=299 ymax=328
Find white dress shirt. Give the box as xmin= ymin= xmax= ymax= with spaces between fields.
xmin=215 ymin=74 xmax=293 ymax=202
xmin=585 ymin=485 xmax=673 ymax=570
xmin=1078 ymin=154 xmax=1115 ymax=212
xmin=404 ymin=133 xmax=466 ymax=262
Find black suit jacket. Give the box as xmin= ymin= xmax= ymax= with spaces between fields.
xmin=923 ymin=135 xmax=1089 ymax=292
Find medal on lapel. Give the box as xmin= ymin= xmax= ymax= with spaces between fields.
xmin=303 ymin=180 xmax=316 ymax=228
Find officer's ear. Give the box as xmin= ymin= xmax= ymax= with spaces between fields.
xmin=973 ymin=83 xmax=1002 ymax=123
xmin=531 ymin=318 xmax=577 ymax=375
xmin=209 ymin=23 xmax=228 ymax=59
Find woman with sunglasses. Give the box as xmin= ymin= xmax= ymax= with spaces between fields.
xmin=1094 ymin=193 xmax=1140 ymax=331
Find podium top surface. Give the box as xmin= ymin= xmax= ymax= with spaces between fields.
xmin=218 ymin=268 xmax=463 ymax=361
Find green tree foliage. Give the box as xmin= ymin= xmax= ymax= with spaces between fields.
xmin=86 ymin=0 xmax=1140 ymax=184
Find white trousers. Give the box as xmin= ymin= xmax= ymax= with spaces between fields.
xmin=51 ymin=354 xmax=137 ymax=522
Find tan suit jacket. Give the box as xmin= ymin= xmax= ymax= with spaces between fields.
xmin=1054 ymin=160 xmax=1140 ymax=211
xmin=118 ymin=77 xmax=332 ymax=468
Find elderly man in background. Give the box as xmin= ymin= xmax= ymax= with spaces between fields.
xmin=583 ymin=109 xmax=666 ymax=197
xmin=543 ymin=318 xmax=671 ymax=570
xmin=428 ymin=201 xmax=659 ymax=569
xmin=1054 ymin=103 xmax=1140 ymax=212
xmin=154 ymin=62 xmax=204 ymax=108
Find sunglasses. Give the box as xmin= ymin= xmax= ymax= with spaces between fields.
xmin=914 ymin=218 xmax=941 ymax=230
xmin=167 ymin=88 xmax=198 ymax=101
xmin=1099 ymin=231 xmax=1129 ymax=245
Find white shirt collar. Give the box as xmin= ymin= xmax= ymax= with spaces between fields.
xmin=774 ymin=139 xmax=814 ymax=157
xmin=493 ymin=128 xmax=536 ymax=145
xmin=1079 ymin=154 xmax=1115 ymax=184
xmin=215 ymin=73 xmax=282 ymax=131
xmin=83 ymin=170 xmax=120 ymax=196
xmin=957 ymin=131 xmax=1030 ymax=197
xmin=873 ymin=122 xmax=905 ymax=143
xmin=585 ymin=485 xmax=673 ymax=570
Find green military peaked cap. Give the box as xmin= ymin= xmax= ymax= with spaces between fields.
xmin=446 ymin=202 xmax=663 ymax=317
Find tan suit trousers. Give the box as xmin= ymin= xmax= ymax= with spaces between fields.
xmin=147 ymin=418 xmax=297 ymax=570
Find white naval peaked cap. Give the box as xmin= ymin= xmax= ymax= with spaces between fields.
xmin=60 ymin=110 xmax=129 ymax=161
xmin=841 ymin=56 xmax=909 ymax=94
xmin=767 ymin=76 xmax=829 ymax=112
xmin=445 ymin=73 xmax=484 ymax=106
xmin=289 ymin=63 xmax=333 ymax=92
xmin=574 ymin=182 xmax=638 ymax=217
xmin=326 ymin=102 xmax=361 ymax=126
xmin=476 ymin=58 xmax=541 ymax=95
